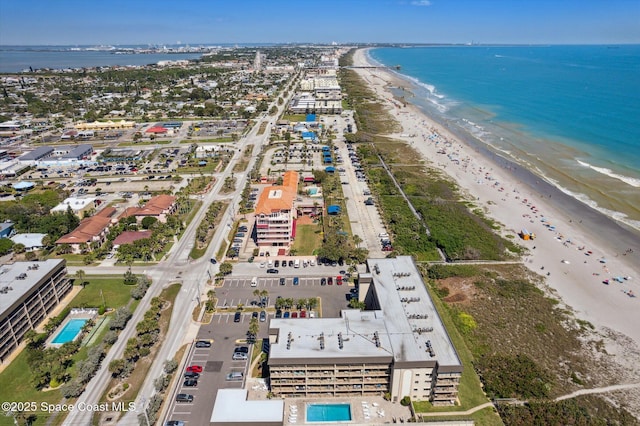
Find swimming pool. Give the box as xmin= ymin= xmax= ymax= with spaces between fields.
xmin=51 ymin=318 xmax=87 ymax=344
xmin=306 ymin=403 xmax=352 ymax=422
xmin=307 ymin=187 xmax=318 ymax=195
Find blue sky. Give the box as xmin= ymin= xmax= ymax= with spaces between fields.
xmin=1 ymin=0 xmax=638 ymax=45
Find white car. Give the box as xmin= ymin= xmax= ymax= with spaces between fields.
xmin=259 ymin=262 xmax=266 ymax=268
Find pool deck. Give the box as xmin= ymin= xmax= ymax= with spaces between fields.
xmin=283 ymin=397 xmax=412 ymax=425
xmin=45 ymin=308 xmax=98 ymax=348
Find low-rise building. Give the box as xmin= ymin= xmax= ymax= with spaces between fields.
xmin=268 ymin=256 xmax=463 ymax=405
xmin=118 ymin=194 xmax=177 ymax=224
xmin=0 ymin=259 xmax=70 ymax=364
xmin=55 ymin=207 xmax=116 ymax=253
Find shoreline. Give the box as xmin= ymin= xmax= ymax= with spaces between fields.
xmin=366 ymin=47 xmax=640 ymax=233
xmin=352 ymin=48 xmax=640 ymax=349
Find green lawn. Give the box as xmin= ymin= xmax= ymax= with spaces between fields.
xmin=281 ymin=114 xmax=307 ymax=122
xmin=292 ymin=223 xmax=323 ymax=255
xmin=117 ymin=140 xmax=172 ymax=146
xmin=0 ymin=352 xmax=63 ymax=425
xmin=69 ymin=278 xmax=132 ymax=309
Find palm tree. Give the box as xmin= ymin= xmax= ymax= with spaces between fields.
xmin=352 ymin=234 xmax=363 ymax=249
xmin=75 ymin=269 xmax=86 ymax=288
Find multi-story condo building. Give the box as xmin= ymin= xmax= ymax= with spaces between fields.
xmin=0 ymin=259 xmax=70 ymax=364
xmin=255 ymin=171 xmax=299 ymax=249
xmin=268 ymin=256 xmax=463 ymax=405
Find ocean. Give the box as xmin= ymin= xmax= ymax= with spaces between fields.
xmin=369 ymin=45 xmax=640 ymax=231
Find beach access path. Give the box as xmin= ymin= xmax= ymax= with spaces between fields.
xmin=351 ymin=48 xmax=640 ymax=354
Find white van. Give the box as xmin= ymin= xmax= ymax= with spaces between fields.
xmin=379 ymin=232 xmax=389 ymax=238
xmin=250 ymin=277 xmax=258 ymax=287
xmin=294 ymin=259 xmax=300 ymax=268
xmin=267 ymin=260 xmax=273 ymax=268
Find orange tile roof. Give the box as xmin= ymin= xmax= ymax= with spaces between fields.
xmin=255 ymin=171 xmax=299 ymax=215
xmin=55 ymin=215 xmax=111 ymax=245
xmin=117 ymin=195 xmax=176 ymax=219
xmin=112 ymin=230 xmax=153 ymax=246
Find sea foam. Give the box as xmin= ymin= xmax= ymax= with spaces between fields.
xmin=576 ymin=160 xmax=640 ymax=188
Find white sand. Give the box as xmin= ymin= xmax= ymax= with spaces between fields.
xmin=351 ymin=48 xmax=640 ymax=348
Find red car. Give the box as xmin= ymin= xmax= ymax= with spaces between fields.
xmin=336 ymin=275 xmax=343 ymax=285
xmin=328 ymin=277 xmax=333 ymax=285
xmin=186 ymin=365 xmax=203 ymax=373
xmin=291 ymin=311 xmax=298 ymax=318
xmin=300 ymin=310 xmax=307 ymax=318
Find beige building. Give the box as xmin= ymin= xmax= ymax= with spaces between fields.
xmin=268 ymin=256 xmax=462 ymax=405
xmin=255 ymin=171 xmax=299 ymax=248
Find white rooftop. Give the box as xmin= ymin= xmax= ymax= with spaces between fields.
xmin=10 ymin=233 xmax=47 ymax=249
xmin=0 ymin=260 xmax=65 ymax=316
xmin=270 ymin=310 xmax=394 ymax=363
xmin=51 ymin=197 xmax=96 ymax=213
xmin=210 ymin=389 xmax=283 ymax=424
xmin=367 ymin=256 xmax=461 ymax=367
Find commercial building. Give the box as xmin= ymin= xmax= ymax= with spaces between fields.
xmin=0 ymin=259 xmax=70 ymax=364
xmin=268 ymin=256 xmax=462 ymax=405
xmin=255 ymin=171 xmax=299 ymax=248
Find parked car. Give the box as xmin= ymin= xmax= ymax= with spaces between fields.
xmin=176 ymin=394 xmax=194 ymax=403
xmin=252 ymin=311 xmax=259 ymax=320
xmin=226 ymin=371 xmax=244 ymax=381
xmin=267 ymin=268 xmax=279 ymax=274
xmin=283 ymin=311 xmax=290 ymax=318
xmin=183 ymin=379 xmax=198 ymax=387
xmin=300 ymin=310 xmax=307 ymax=318
xmin=279 ymin=277 xmax=286 ymax=285
xmin=337 ymin=275 xmax=343 ymax=285
xmin=328 ymin=277 xmax=333 ymax=285
xmin=260 ymin=310 xmax=267 ymax=322
xmin=234 ymin=346 xmax=249 ymax=353
xmin=165 ymin=421 xmax=185 ymax=426
xmin=195 ymin=340 xmax=211 ymax=348
xmin=183 ymin=371 xmax=200 ymax=379
xmin=321 ymin=277 xmax=327 ymax=286
xmin=276 ymin=309 xmax=282 ymax=318
xmin=232 ymin=352 xmax=248 ymax=361
xmin=210 ymin=258 xmax=217 ymax=264
xmin=293 ymin=277 xmax=299 ymax=286
xmin=186 ymin=365 xmax=202 ymax=373
xmin=234 ymin=312 xmax=241 ymax=322
xmin=291 ymin=311 xmax=298 ymax=318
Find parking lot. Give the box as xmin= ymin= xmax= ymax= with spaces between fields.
xmin=162 ymin=270 xmax=357 ymax=425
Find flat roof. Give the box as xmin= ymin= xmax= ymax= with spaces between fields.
xmin=366 ymin=256 xmax=461 ymax=367
xmin=268 ymin=256 xmax=461 ymax=370
xmin=19 ymin=146 xmax=53 ymax=161
xmin=0 ymin=259 xmax=65 ymax=317
xmin=270 ymin=310 xmax=394 ymax=363
xmin=51 ymin=197 xmax=96 ymax=213
xmin=210 ymin=389 xmax=283 ymax=424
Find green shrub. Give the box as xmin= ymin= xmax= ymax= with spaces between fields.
xmin=400 ymin=396 xmax=411 ymax=406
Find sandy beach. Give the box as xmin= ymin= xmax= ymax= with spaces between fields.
xmin=351 ymin=48 xmax=640 ymax=352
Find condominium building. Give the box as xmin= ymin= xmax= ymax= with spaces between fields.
xmin=268 ymin=256 xmax=463 ymax=405
xmin=255 ymin=171 xmax=299 ymax=248
xmin=0 ymin=259 xmax=70 ymax=364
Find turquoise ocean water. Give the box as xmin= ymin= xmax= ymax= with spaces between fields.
xmin=369 ymin=45 xmax=640 ymax=230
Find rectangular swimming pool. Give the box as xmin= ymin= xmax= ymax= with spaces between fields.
xmin=306 ymin=403 xmax=352 ymax=422
xmin=52 ymin=318 xmax=87 ymax=344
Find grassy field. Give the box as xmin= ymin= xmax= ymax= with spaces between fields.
xmin=68 ymin=277 xmax=133 ymax=309
xmin=292 ymin=223 xmax=323 ymax=255
xmin=281 ymin=114 xmax=307 ymax=122
xmin=182 ymin=137 xmax=235 ymax=143
xmin=117 ymin=140 xmax=172 ymax=146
